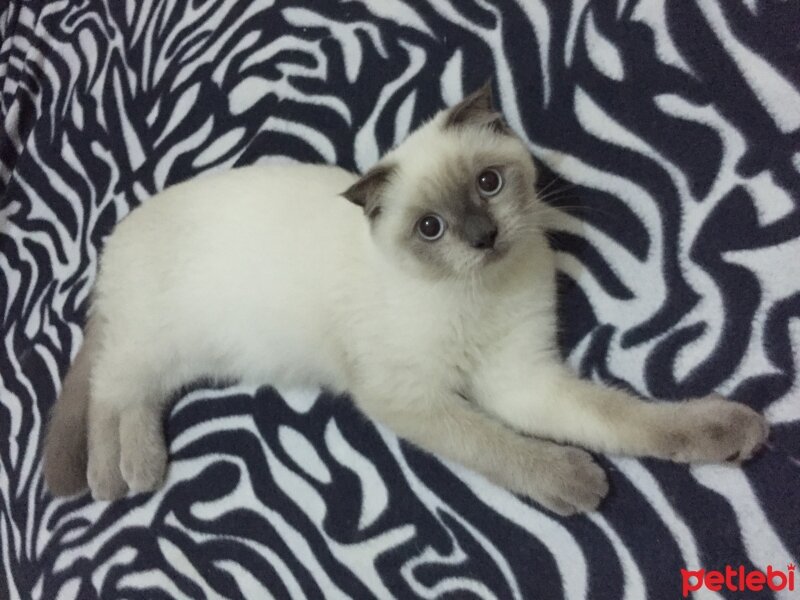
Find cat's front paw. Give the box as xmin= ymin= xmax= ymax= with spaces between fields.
xmin=663 ymin=395 xmax=768 ymax=464
xmin=530 ymin=447 xmax=609 ymax=516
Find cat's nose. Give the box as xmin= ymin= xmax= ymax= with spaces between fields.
xmin=470 ymin=227 xmax=498 ymax=250
xmin=465 ymin=214 xmax=498 ymax=250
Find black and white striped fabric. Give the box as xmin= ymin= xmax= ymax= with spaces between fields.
xmin=2 ymin=1 xmax=799 ymax=598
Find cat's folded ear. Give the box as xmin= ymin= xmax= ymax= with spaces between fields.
xmin=444 ymin=80 xmax=510 ymax=134
xmin=342 ymin=163 xmax=396 ymax=219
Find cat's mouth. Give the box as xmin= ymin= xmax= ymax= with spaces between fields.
xmin=476 ymin=242 xmax=509 ymax=265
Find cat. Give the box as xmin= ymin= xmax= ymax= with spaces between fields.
xmin=42 ymin=83 xmax=768 ymax=516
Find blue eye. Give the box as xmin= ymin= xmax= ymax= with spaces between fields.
xmin=477 ymin=168 xmax=503 ymax=196
xmin=417 ymin=214 xmax=446 ymax=241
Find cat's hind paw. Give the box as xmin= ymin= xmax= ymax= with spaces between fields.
xmin=87 ymin=453 xmax=128 ymax=501
xmin=119 ymin=405 xmax=168 ymax=493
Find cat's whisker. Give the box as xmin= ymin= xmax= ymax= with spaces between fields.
xmin=536 ymin=183 xmax=577 ymax=203
xmin=534 ymin=176 xmax=565 ymax=198
xmin=546 ymin=202 xmax=614 ymax=218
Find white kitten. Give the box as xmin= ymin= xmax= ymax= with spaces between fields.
xmin=43 ymin=84 xmax=768 ymax=515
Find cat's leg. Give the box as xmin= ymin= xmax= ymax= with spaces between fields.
xmin=352 ymin=386 xmax=608 ymax=515
xmin=477 ymin=361 xmax=768 ymax=463
xmin=88 ymin=349 xmax=168 ymax=500
xmin=86 ymin=397 xmax=127 ymax=501
xmin=119 ymin=400 xmax=168 ymax=493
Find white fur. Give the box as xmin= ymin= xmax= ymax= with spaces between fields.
xmin=92 ymin=114 xmax=557 ymax=414
xmin=64 ymin=101 xmax=767 ymax=514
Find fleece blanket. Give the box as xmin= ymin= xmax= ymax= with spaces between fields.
xmin=1 ymin=1 xmax=799 ymax=598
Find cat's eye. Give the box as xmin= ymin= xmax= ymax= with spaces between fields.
xmin=477 ymin=168 xmax=503 ymax=197
xmin=417 ymin=214 xmax=446 ymax=241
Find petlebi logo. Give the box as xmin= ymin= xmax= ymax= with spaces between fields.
xmin=681 ymin=563 xmax=795 ymax=597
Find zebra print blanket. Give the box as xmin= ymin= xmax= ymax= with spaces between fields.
xmin=2 ymin=1 xmax=799 ymax=598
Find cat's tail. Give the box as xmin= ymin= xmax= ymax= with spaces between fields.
xmin=42 ymin=315 xmax=100 ymax=496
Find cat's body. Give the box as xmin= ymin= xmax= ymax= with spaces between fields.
xmin=97 ymin=164 xmax=361 ymax=395
xmin=43 ymin=85 xmax=768 ymax=515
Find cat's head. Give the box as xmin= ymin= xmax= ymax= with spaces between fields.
xmin=343 ymin=82 xmax=541 ymax=280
